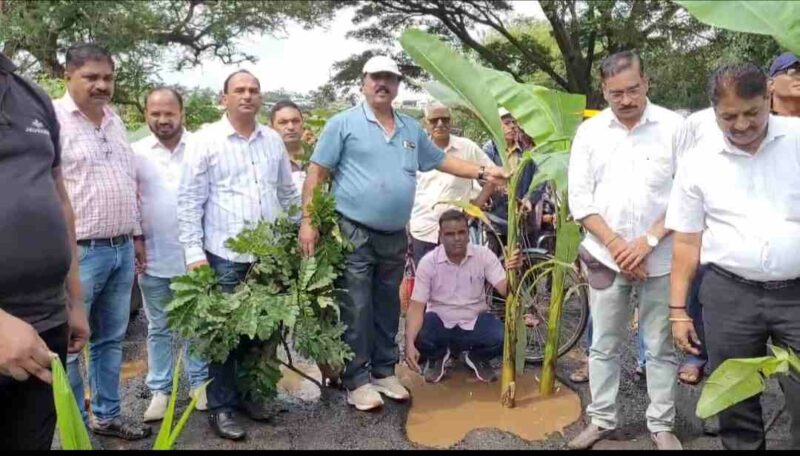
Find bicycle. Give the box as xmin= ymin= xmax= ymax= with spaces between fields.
xmin=473 ymin=196 xmax=589 ymax=364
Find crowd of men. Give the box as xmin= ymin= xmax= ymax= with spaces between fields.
xmin=0 ymin=40 xmax=798 ymax=451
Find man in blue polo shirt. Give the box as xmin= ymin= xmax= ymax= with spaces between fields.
xmin=299 ymin=56 xmax=508 ymax=411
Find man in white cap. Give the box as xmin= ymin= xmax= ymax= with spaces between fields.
xmin=299 ymin=55 xmax=508 ymax=411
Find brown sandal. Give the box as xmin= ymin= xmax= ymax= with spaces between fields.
xmin=678 ymin=363 xmax=704 ymax=385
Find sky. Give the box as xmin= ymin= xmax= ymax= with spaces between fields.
xmin=160 ymin=1 xmax=545 ymax=100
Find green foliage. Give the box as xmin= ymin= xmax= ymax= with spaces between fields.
xmin=697 ymin=345 xmax=800 ymax=419
xmin=184 ymin=89 xmax=222 ymax=132
xmin=167 ymin=190 xmax=352 ymax=400
xmin=51 ymin=355 xmax=92 ymax=450
xmin=153 ymin=353 xmax=210 ymax=450
xmin=676 ymin=1 xmax=800 ymax=56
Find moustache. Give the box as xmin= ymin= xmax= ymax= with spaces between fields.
xmin=376 ymin=87 xmax=390 ymax=94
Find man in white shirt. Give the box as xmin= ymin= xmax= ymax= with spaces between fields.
xmin=177 ymin=70 xmax=300 ymax=440
xmin=667 ymin=63 xmax=800 ymax=450
xmin=269 ymin=100 xmax=307 ymax=190
xmin=133 ymin=87 xmax=209 ymax=423
xmin=409 ymin=102 xmax=494 ymax=264
xmin=567 ymin=51 xmax=684 ymax=450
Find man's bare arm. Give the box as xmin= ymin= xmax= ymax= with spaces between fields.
xmin=299 ymin=163 xmax=331 ymax=257
xmin=670 ymin=232 xmax=702 ymax=355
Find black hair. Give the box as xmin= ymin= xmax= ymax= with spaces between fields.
xmin=145 ymin=86 xmax=184 ymax=110
xmin=223 ymin=69 xmax=260 ymax=94
xmin=269 ymin=99 xmax=303 ymax=124
xmin=438 ymin=209 xmax=468 ymax=228
xmin=65 ymin=43 xmax=115 ymax=71
xmin=599 ymin=50 xmax=644 ymax=81
xmin=707 ymin=62 xmax=768 ymax=105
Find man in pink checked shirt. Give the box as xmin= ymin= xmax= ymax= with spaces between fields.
xmin=404 ymin=210 xmax=520 ymax=384
xmin=54 ymin=43 xmax=150 ymax=441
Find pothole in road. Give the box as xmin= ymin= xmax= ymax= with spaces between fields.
xmin=397 ymin=363 xmax=582 ymax=448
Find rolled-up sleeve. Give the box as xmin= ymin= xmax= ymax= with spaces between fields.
xmin=665 ymin=157 xmax=705 ymax=233
xmin=177 ymin=137 xmax=210 ymax=265
xmin=410 ymin=255 xmax=434 ymax=304
xmin=568 ymin=124 xmax=598 ymax=220
xmin=310 ymin=116 xmax=344 ymax=171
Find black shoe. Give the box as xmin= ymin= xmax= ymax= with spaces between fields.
xmin=237 ymin=400 xmax=281 ymax=422
xmin=90 ymin=416 xmax=151 ymax=441
xmin=209 ymin=411 xmax=246 ymax=441
xmin=464 ymin=352 xmax=499 ymax=382
xmin=422 ymin=348 xmax=451 ymax=383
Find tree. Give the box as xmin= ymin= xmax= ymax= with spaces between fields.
xmin=0 ymin=0 xmax=337 ymax=112
xmin=334 ymin=0 xmax=713 ymax=107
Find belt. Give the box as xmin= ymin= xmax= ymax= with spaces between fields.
xmin=77 ymin=234 xmax=131 ymax=247
xmin=709 ymin=264 xmax=800 ymax=291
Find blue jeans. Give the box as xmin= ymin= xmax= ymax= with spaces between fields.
xmin=206 ymin=252 xmax=272 ymax=413
xmin=415 ymin=312 xmax=504 ymax=361
xmin=139 ymin=274 xmax=208 ymax=393
xmin=67 ymin=239 xmax=135 ymax=425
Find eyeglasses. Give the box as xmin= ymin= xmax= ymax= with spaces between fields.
xmin=775 ymin=66 xmax=800 ymax=79
xmin=94 ymin=127 xmax=112 ymax=158
xmin=606 ymin=84 xmax=645 ymax=102
xmin=427 ymin=116 xmax=451 ymax=125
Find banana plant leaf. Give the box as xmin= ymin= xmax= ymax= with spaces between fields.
xmin=52 ymin=355 xmax=93 ymax=450
xmin=400 ymin=29 xmax=506 ymax=167
xmin=675 ymin=1 xmax=800 ymax=55
xmin=526 ymin=150 xmax=571 ymax=199
xmin=434 ymin=199 xmax=492 ymax=228
xmin=153 ymin=353 xmax=210 ymax=450
xmin=696 ymin=356 xmax=787 ymax=420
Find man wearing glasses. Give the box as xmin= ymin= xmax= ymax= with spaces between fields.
xmin=567 ymin=50 xmax=684 ymax=450
xmin=769 ymin=52 xmax=800 ymax=117
xmin=54 ymin=43 xmax=150 ymax=441
xmin=409 ymin=102 xmax=495 ymax=265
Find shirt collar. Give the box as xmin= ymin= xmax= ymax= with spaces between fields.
xmin=718 ymin=115 xmax=788 ymax=156
xmin=148 ymin=129 xmax=189 ymax=152
xmin=606 ymin=98 xmax=656 ymax=130
xmin=60 ymin=90 xmax=114 ymax=120
xmin=361 ymin=101 xmax=406 ymax=130
xmin=435 ymin=243 xmax=475 ymax=265
xmin=0 ymin=53 xmax=16 ymax=73
xmin=220 ymin=113 xmax=263 ymax=140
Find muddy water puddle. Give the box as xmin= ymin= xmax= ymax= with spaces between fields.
xmin=397 ymin=364 xmax=581 ymax=448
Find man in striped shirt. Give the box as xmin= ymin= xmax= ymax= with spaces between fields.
xmin=177 ymin=70 xmax=300 ymax=441
xmin=55 ymin=43 xmax=150 ymax=441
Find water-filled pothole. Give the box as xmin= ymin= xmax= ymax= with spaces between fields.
xmin=397 ymin=363 xmax=582 ymax=448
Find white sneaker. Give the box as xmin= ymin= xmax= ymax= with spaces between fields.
xmin=190 ymin=386 xmax=208 ymax=411
xmin=143 ymin=392 xmax=170 ymax=422
xmin=370 ymin=375 xmax=410 ymax=401
xmin=346 ymin=384 xmax=384 ymax=411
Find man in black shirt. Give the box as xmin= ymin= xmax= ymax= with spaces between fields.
xmin=0 ymin=51 xmax=90 ymax=450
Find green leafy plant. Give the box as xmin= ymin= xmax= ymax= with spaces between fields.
xmin=51 ymin=355 xmax=92 ymax=450
xmin=153 ymin=353 xmax=210 ymax=450
xmin=400 ymin=28 xmax=585 ymax=405
xmin=167 ymin=189 xmax=353 ymax=400
xmin=675 ymin=1 xmax=800 ymax=55
xmin=697 ymin=345 xmax=800 ymax=419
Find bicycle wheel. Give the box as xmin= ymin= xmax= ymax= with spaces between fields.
xmin=487 ymin=252 xmax=589 ymax=364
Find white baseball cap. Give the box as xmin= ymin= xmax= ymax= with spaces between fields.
xmin=362 ymin=55 xmax=403 ymax=77
xmin=498 ymin=107 xmax=511 ymax=117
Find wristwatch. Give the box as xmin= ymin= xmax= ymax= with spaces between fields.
xmin=645 ymin=232 xmax=659 ymax=248
xmin=477 ymin=165 xmax=486 ymax=182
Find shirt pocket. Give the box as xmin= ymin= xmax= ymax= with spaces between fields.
xmin=784 ymin=191 xmax=800 ymax=221
xmin=400 ymin=140 xmax=419 ymax=175
xmin=642 ymin=146 xmax=673 ymax=189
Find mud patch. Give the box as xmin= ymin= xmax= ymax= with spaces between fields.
xmin=397 ymin=363 xmax=581 ymax=448
xmin=121 ymin=359 xmax=148 ymax=381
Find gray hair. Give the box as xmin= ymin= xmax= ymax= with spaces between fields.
xmin=424 ymin=101 xmax=450 ymax=118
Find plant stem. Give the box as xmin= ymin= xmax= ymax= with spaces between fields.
xmin=500 ymin=172 xmax=521 ymax=408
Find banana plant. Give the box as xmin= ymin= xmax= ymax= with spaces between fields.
xmin=153 ymin=353 xmax=211 ymax=450
xmin=697 ymin=345 xmax=800 ymax=419
xmin=400 ymin=28 xmax=585 ymax=405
